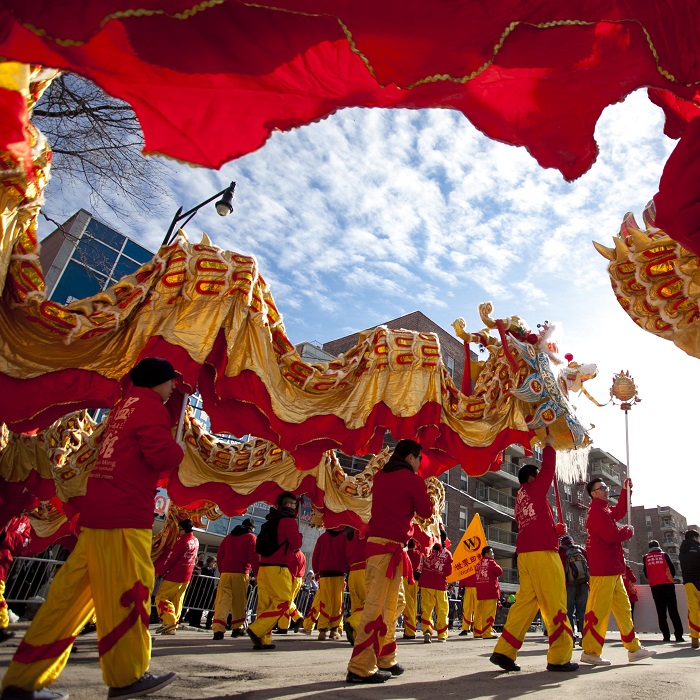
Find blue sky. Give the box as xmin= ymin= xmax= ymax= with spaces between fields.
xmin=38 ymin=89 xmax=699 ymax=526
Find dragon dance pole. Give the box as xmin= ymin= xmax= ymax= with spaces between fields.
xmin=610 ymin=372 xmax=640 ymax=527
xmin=175 ymin=393 xmax=189 ymax=444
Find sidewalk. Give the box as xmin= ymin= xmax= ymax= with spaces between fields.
xmin=1 ymin=627 xmax=698 ymax=698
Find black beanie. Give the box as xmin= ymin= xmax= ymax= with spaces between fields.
xmin=178 ymin=518 xmax=194 ymax=533
xmin=242 ymin=518 xmax=255 ymax=532
xmin=130 ymin=357 xmax=176 ymax=388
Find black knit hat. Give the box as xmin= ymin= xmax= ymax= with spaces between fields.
xmin=130 ymin=357 xmax=176 ymax=388
xmin=242 ymin=518 xmax=255 ymax=532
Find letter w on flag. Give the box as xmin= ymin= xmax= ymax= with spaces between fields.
xmin=446 ymin=514 xmax=487 ymax=583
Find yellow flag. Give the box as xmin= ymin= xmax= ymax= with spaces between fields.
xmin=446 ymin=513 xmax=488 ymax=583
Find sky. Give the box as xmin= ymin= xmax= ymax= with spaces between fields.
xmin=37 ymin=88 xmax=700 ymax=526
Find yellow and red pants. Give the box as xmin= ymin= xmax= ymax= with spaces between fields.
xmin=212 ymin=572 xmax=249 ymax=633
xmin=581 ymin=575 xmax=640 ymax=655
xmin=403 ymin=578 xmax=418 ymax=636
xmin=346 ymin=568 xmax=366 ymax=633
xmin=155 ymin=580 xmax=189 ymax=628
xmin=248 ymin=565 xmax=292 ymax=645
xmin=685 ymin=583 xmax=700 ymax=641
xmin=420 ymin=586 xmax=449 ymax=640
xmin=461 ymin=587 xmax=476 ymax=631
xmin=302 ymin=575 xmax=344 ymax=632
xmin=474 ymin=598 xmax=498 ymax=638
xmin=1 ymin=528 xmax=153 ymax=693
xmin=347 ymin=537 xmax=403 ymax=677
xmin=278 ymin=576 xmax=303 ymax=631
xmin=493 ymin=550 xmax=574 ymax=665
xmin=0 ymin=579 xmax=9 ymax=631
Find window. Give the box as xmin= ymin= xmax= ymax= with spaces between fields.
xmin=564 ymin=484 xmax=572 ymax=503
xmin=460 ymin=472 xmax=468 ymax=490
xmin=645 ymin=516 xmax=652 ymax=526
xmin=442 ymin=502 xmax=448 ymax=523
xmin=459 ymin=506 xmax=468 ymax=532
xmin=565 ymin=512 xmax=573 ymax=527
xmin=441 ymin=471 xmax=449 ymax=485
xmin=446 ymin=356 xmax=456 ymax=378
xmin=86 ymin=218 xmax=125 ymax=251
xmin=75 ymin=235 xmax=119 ymax=276
xmin=647 ymin=531 xmax=654 ymax=540
xmin=124 ymin=239 xmax=154 ymax=264
xmin=51 ymin=260 xmax=107 ymax=303
xmin=579 ymin=515 xmax=585 ymax=528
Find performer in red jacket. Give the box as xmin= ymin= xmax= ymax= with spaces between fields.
xmin=419 ymin=530 xmax=453 ymax=643
xmin=580 ymin=477 xmax=655 ymax=666
xmin=491 ymin=436 xmax=577 ymax=673
xmin=474 ymin=546 xmax=502 ymax=639
xmin=0 ymin=513 xmax=31 ymax=644
xmin=643 ymin=540 xmax=684 ymax=642
xmin=1 ymin=357 xmax=184 ymax=700
xmin=346 ymin=440 xmax=432 ymax=684
xmin=247 ymin=492 xmax=303 ymax=651
xmin=403 ymin=539 xmax=422 ymax=639
xmin=212 ymin=518 xmax=259 ymax=640
xmin=154 ymin=519 xmax=200 ymax=635
xmin=302 ymin=526 xmax=347 ymax=639
xmin=458 ymin=573 xmax=477 ymax=636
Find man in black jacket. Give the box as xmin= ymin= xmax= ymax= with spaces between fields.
xmin=679 ymin=529 xmax=700 ymax=649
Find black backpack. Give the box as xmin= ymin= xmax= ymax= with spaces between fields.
xmin=565 ymin=545 xmax=590 ymax=585
xmin=255 ymin=517 xmax=282 ymax=557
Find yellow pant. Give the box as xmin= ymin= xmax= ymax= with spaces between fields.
xmin=462 ymin=587 xmax=476 ymax=631
xmin=685 ymin=583 xmax=700 ymax=640
xmin=249 ymin=566 xmax=292 ymax=645
xmin=494 ymin=550 xmax=573 ymax=665
xmin=212 ymin=572 xmax=249 ymax=633
xmin=582 ymin=575 xmax=640 ymax=655
xmin=474 ymin=598 xmax=498 ymax=638
xmin=1 ymin=528 xmax=153 ymax=692
xmin=403 ymin=579 xmax=418 ymax=636
xmin=346 ymin=569 xmax=366 ymax=632
xmin=347 ymin=539 xmax=402 ymax=677
xmin=155 ymin=580 xmax=189 ymax=627
xmin=278 ymin=576 xmax=303 ymax=630
xmin=420 ymin=587 xmax=449 ymax=639
xmin=0 ymin=579 xmax=8 ymax=630
xmin=303 ymin=576 xmax=344 ymax=631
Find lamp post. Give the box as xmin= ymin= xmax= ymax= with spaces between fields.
xmin=161 ymin=181 xmax=236 ymax=247
xmin=610 ymin=370 xmax=641 ymax=525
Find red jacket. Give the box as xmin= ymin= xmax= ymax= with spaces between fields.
xmin=459 ymin=573 xmax=477 ymax=588
xmin=585 ymin=486 xmax=631 ymax=576
xmin=0 ymin=514 xmax=31 ymax=580
xmin=259 ymin=510 xmax=303 ymax=572
xmin=367 ymin=458 xmax=432 ymax=543
xmin=419 ymin=546 xmax=453 ymax=591
xmin=155 ymin=532 xmax=199 ymax=583
xmin=643 ymin=549 xmax=675 ymax=586
xmin=514 ymin=445 xmax=558 ymax=553
xmin=292 ymin=549 xmax=306 ymax=579
xmin=347 ymin=532 xmax=368 ymax=571
xmin=81 ymin=387 xmax=184 ymax=530
xmin=312 ymin=530 xmax=347 ymax=575
xmin=475 ymin=557 xmax=503 ymax=600
xmin=406 ymin=548 xmax=421 ymax=579
xmin=217 ymin=529 xmax=259 ymax=576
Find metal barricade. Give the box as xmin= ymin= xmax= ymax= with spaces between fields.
xmin=4 ymin=556 xmax=64 ymax=605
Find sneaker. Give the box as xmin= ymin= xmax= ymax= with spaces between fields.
xmin=580 ymin=652 xmax=611 ymax=666
xmin=293 ymin=618 xmax=305 ymax=633
xmin=0 ymin=630 xmax=16 ymax=645
xmin=435 ymin=637 xmax=446 ymax=643
xmin=489 ymin=652 xmax=521 ymax=672
xmin=547 ymin=662 xmax=579 ymax=672
xmin=329 ymin=628 xmax=342 ymax=640
xmin=628 ymin=646 xmax=657 ymax=662
xmin=675 ymin=636 xmax=685 ymax=643
xmin=382 ymin=664 xmax=404 ymax=676
xmin=230 ymin=628 xmax=245 ymax=638
xmin=107 ymin=671 xmax=177 ymax=699
xmin=692 ymin=637 xmax=699 ymax=649
xmin=345 ymin=623 xmax=355 ymax=646
xmin=1 ymin=689 xmax=69 ymax=700
xmin=423 ymin=632 xmax=432 ymax=644
xmin=272 ymin=628 xmax=288 ymax=635
xmin=458 ymin=630 xmax=470 ymax=636
xmin=402 ymin=634 xmax=415 ymax=640
xmin=212 ymin=631 xmax=224 ymax=640
xmin=345 ymin=670 xmax=391 ymax=684
xmin=317 ymin=630 xmax=327 ymax=641
xmin=153 ymin=623 xmax=177 ymax=635
xmin=247 ymin=627 xmax=264 ymax=649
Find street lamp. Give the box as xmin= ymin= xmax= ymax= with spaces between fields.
xmin=161 ymin=181 xmax=236 ymax=247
